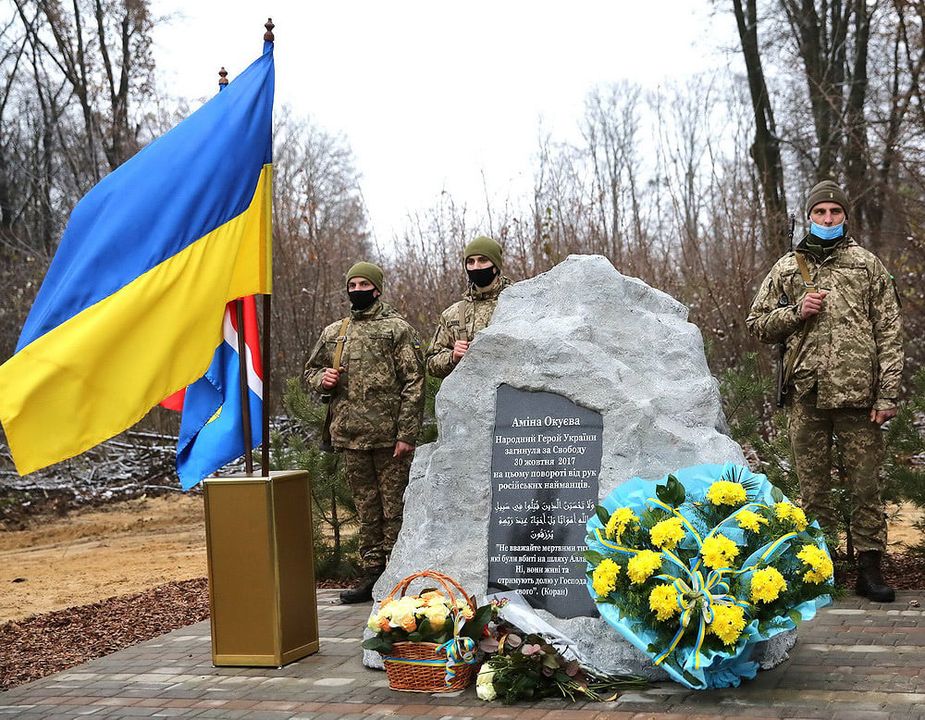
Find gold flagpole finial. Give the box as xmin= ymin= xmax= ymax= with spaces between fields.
xmin=218 ymin=67 xmax=229 ymax=88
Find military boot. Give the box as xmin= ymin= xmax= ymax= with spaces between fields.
xmin=855 ymin=550 xmax=895 ymax=603
xmin=339 ymin=566 xmax=384 ymax=604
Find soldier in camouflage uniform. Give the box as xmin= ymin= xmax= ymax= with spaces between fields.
xmin=426 ymin=236 xmax=512 ymax=378
xmin=304 ymin=262 xmax=424 ymax=603
xmin=747 ymin=180 xmax=903 ymax=602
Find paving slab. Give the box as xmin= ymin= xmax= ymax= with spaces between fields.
xmin=3 ymin=590 xmax=925 ymax=719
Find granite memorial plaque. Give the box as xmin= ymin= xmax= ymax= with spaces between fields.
xmin=488 ymin=383 xmax=601 ymax=617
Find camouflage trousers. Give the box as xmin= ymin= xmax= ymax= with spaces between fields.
xmin=343 ymin=447 xmax=412 ymax=571
xmin=788 ymin=394 xmax=887 ymax=552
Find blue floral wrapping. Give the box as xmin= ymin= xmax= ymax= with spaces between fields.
xmin=586 ymin=463 xmax=832 ymax=690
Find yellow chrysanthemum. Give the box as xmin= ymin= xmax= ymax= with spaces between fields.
xmin=706 ymin=480 xmax=747 ymax=507
xmin=649 ymin=584 xmax=680 ymax=621
xmin=709 ymin=604 xmax=747 ymax=646
xmin=796 ymin=544 xmax=834 ymax=584
xmin=605 ymin=507 xmax=638 ymax=542
xmin=592 ymin=558 xmax=621 ymax=597
xmin=700 ymin=534 xmax=740 ymax=570
xmin=627 ymin=549 xmax=663 ymax=584
xmin=789 ymin=507 xmax=808 ymax=532
xmin=750 ymin=566 xmax=787 ymax=604
xmin=649 ymin=517 xmax=686 ymax=550
xmin=736 ymin=509 xmax=768 ymax=533
xmin=774 ymin=502 xmax=809 ymax=532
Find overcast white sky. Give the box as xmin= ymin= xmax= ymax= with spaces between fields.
xmin=151 ymin=1 xmax=736 ymax=244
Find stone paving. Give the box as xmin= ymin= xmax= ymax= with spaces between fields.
xmin=3 ymin=589 xmax=925 ymax=719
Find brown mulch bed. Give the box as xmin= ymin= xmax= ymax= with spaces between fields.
xmin=2 ymin=556 xmax=924 ymax=694
xmin=0 ymin=578 xmax=210 ymax=691
xmin=0 ymin=577 xmax=350 ymax=692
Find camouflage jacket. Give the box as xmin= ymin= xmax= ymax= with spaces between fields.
xmin=304 ymin=301 xmax=424 ymax=449
xmin=425 ymin=275 xmax=513 ymax=378
xmin=746 ymin=237 xmax=903 ymax=410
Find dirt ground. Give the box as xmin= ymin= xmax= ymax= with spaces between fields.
xmin=0 ymin=494 xmax=922 ymax=625
xmin=0 ymin=494 xmax=207 ymax=623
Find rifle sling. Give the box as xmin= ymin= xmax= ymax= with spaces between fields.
xmin=320 ymin=317 xmax=351 ymax=449
xmin=781 ymin=252 xmax=817 ymax=391
xmin=332 ymin=317 xmax=351 ymax=370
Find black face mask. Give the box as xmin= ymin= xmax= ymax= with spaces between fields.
xmin=466 ymin=266 xmax=497 ymax=288
xmin=348 ymin=289 xmax=377 ymax=311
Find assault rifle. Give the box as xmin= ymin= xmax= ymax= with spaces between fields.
xmin=775 ymin=214 xmax=797 ymax=408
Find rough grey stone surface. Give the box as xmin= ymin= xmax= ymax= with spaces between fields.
xmin=363 ymin=254 xmax=791 ymax=676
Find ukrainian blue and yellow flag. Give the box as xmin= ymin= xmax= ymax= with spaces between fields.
xmin=0 ymin=42 xmax=274 ymax=477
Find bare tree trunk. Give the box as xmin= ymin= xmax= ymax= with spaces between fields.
xmin=732 ymin=0 xmax=789 ymax=255
xmin=843 ymin=0 xmax=873 ymax=237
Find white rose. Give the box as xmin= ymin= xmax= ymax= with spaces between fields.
xmin=475 ymin=666 xmax=496 ymax=702
xmin=389 ymin=597 xmax=421 ymax=631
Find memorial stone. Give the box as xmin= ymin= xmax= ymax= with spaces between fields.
xmin=365 ymin=254 xmax=795 ymax=677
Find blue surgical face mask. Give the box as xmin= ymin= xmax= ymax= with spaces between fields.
xmin=809 ymin=221 xmax=845 ymax=241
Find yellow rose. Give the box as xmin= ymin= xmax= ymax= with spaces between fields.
xmin=454 ymin=597 xmax=475 ymax=620
xmin=388 ymin=596 xmax=421 ymax=632
xmin=421 ymin=590 xmax=446 ymax=606
xmin=424 ymin=604 xmax=448 ymax=630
